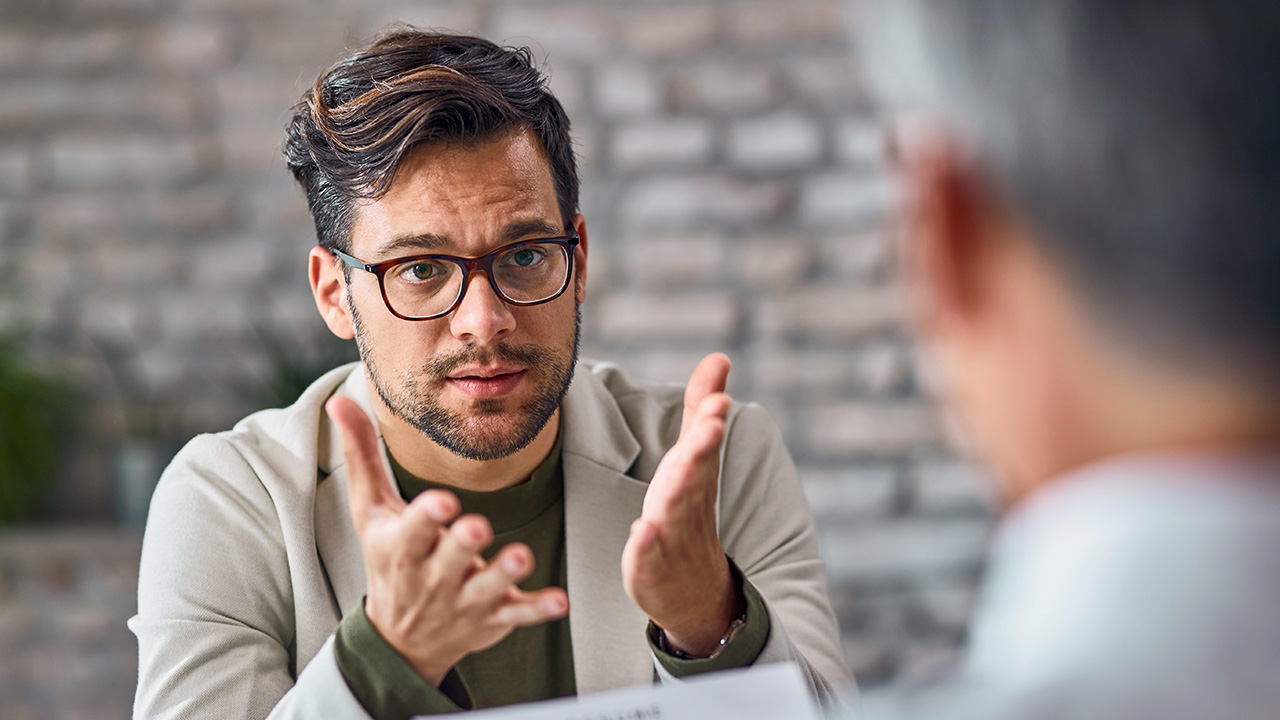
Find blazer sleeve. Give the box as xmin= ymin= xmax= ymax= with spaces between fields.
xmin=129 ymin=434 xmax=371 ymax=720
xmin=693 ymin=402 xmax=858 ymax=710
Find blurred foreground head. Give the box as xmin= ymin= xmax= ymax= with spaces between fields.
xmin=862 ymin=2 xmax=1280 ymax=499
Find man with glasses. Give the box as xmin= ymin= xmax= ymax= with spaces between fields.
xmin=130 ymin=28 xmax=851 ymax=720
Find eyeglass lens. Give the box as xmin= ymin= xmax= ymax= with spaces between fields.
xmin=382 ymin=242 xmax=572 ymax=318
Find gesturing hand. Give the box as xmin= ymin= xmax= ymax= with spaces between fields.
xmin=620 ymin=353 xmax=742 ymax=658
xmin=326 ymin=396 xmax=569 ymax=686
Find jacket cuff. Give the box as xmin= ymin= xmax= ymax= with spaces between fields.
xmin=647 ymin=557 xmax=770 ymax=677
xmin=334 ymin=598 xmax=475 ymax=717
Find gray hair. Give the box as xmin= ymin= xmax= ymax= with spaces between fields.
xmin=860 ymin=1 xmax=1280 ymax=391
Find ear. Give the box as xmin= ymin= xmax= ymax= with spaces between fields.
xmin=895 ymin=124 xmax=991 ymax=338
xmin=571 ymin=213 xmax=589 ymax=304
xmin=309 ymin=246 xmax=356 ymax=340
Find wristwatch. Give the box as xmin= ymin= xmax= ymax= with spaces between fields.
xmin=655 ymin=612 xmax=747 ymax=660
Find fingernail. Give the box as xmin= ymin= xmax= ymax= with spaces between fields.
xmin=543 ymin=596 xmax=566 ymax=614
xmin=503 ymin=554 xmax=525 ymax=575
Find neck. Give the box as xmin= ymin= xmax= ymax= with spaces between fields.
xmin=368 ymin=378 xmax=561 ymax=493
xmin=1012 ymin=343 xmax=1280 ymax=505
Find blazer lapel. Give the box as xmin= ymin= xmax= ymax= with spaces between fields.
xmin=560 ymin=367 xmax=655 ymax=694
xmin=313 ymin=365 xmax=386 ymax=618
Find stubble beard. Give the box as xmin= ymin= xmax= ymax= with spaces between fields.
xmin=350 ymin=299 xmax=580 ymax=462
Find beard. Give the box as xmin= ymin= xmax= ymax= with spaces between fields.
xmin=350 ymin=299 xmax=580 ymax=462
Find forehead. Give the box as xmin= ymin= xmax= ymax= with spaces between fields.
xmin=349 ymin=130 xmax=562 ymax=258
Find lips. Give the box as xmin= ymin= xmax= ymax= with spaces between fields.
xmin=446 ymin=365 xmax=523 ymax=380
xmin=445 ymin=368 xmax=526 ymax=398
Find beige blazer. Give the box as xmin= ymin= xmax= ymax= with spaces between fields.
xmin=131 ymin=360 xmax=853 ymax=719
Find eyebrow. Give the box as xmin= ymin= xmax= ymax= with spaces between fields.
xmin=375 ymin=218 xmax=566 ymax=258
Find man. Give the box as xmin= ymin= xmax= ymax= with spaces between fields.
xmin=855 ymin=2 xmax=1280 ymax=718
xmin=129 ymin=29 xmax=851 ymax=719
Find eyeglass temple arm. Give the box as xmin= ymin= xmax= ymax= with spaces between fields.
xmin=329 ymin=248 xmax=368 ymax=271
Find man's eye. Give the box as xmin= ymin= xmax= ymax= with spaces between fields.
xmin=506 ymin=248 xmax=546 ymax=268
xmin=396 ymin=261 xmax=446 ymax=282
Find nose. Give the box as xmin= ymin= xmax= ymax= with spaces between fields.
xmin=448 ymin=272 xmax=515 ymax=344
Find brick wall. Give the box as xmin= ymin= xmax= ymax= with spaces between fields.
xmin=0 ymin=0 xmax=996 ymax=713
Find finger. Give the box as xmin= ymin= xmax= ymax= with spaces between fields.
xmin=643 ymin=414 xmax=726 ymax=521
xmin=327 ymin=395 xmax=403 ymax=533
xmin=457 ymin=543 xmax=535 ymax=609
xmin=492 ymin=588 xmax=569 ymax=627
xmin=425 ymin=514 xmax=493 ymax=595
xmin=397 ymin=489 xmax=461 ymax=560
xmin=679 ymin=353 xmax=731 ymax=440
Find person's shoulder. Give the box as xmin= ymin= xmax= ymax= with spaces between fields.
xmin=161 ymin=362 xmax=360 ymax=493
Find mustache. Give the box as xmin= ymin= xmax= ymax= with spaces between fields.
xmin=423 ymin=342 xmax=555 ymax=379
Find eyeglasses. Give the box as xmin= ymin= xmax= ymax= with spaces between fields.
xmin=330 ymin=233 xmax=580 ymax=321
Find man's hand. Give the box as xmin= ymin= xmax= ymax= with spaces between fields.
xmin=620 ymin=353 xmax=743 ymax=658
xmin=326 ymin=396 xmax=569 ymax=687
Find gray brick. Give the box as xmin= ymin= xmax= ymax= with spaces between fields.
xmin=635 ymin=350 xmax=733 ymax=389
xmin=801 ymin=465 xmax=898 ymax=520
xmin=491 ymin=4 xmax=613 ymax=61
xmin=801 ymin=170 xmax=895 ymax=228
xmin=727 ymin=113 xmax=824 ymax=172
xmin=611 ymin=119 xmax=714 ymax=171
xmin=546 ymin=63 xmax=588 ymax=119
xmin=78 ymin=79 xmax=202 ymax=130
xmin=32 ymin=28 xmax=136 ymax=73
xmin=836 ymin=118 xmax=889 ymax=166
xmin=818 ymin=518 xmax=990 ymax=580
xmin=783 ymin=53 xmax=868 ymax=109
xmin=594 ymin=63 xmax=661 ymax=119
xmin=622 ymin=174 xmax=786 ymax=227
xmin=818 ymin=229 xmax=893 ymax=280
xmin=354 ymin=2 xmax=485 ymax=40
xmin=913 ymin=583 xmax=980 ymax=633
xmin=728 ymin=0 xmax=849 ymax=47
xmin=0 ymin=30 xmax=34 ymax=72
xmin=843 ymin=634 xmax=893 ymax=683
xmin=136 ymin=189 xmax=236 ymax=234
xmin=0 ymin=82 xmax=80 ymax=127
xmin=669 ymin=61 xmax=780 ymax=114
xmin=757 ymin=284 xmax=905 ymax=342
xmin=618 ymin=5 xmax=718 ymax=57
xmin=851 ymin=342 xmax=911 ymax=395
xmin=734 ymin=235 xmax=817 ymax=291
xmin=621 ymin=233 xmax=724 ymax=286
xmin=596 ymin=291 xmax=740 ymax=343
xmin=47 ymin=136 xmax=202 ymax=189
xmin=807 ymin=400 xmax=941 ymax=456
xmin=143 ymin=20 xmax=234 ymax=70
xmin=754 ymin=349 xmax=853 ymax=395
xmin=911 ymin=460 xmax=998 ymax=515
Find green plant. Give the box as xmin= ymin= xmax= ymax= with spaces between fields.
xmin=0 ymin=341 xmax=75 ymax=524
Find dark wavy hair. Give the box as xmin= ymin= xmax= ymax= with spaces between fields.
xmin=283 ymin=28 xmax=579 ymax=253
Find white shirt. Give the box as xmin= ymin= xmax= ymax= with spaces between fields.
xmin=862 ymin=451 xmax=1280 ymax=720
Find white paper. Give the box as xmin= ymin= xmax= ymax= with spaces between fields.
xmin=415 ymin=662 xmax=820 ymax=720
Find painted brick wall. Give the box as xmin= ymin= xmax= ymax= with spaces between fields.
xmin=0 ymin=0 xmax=996 ymax=715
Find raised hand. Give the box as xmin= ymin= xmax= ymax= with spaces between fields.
xmin=326 ymin=395 xmax=569 ymax=686
xmin=620 ymin=353 xmax=742 ymax=658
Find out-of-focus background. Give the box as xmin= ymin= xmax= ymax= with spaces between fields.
xmin=0 ymin=0 xmax=995 ymax=716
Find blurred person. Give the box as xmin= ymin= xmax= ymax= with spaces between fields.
xmin=128 ymin=28 xmax=851 ymax=720
xmin=852 ymin=1 xmax=1280 ymax=718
